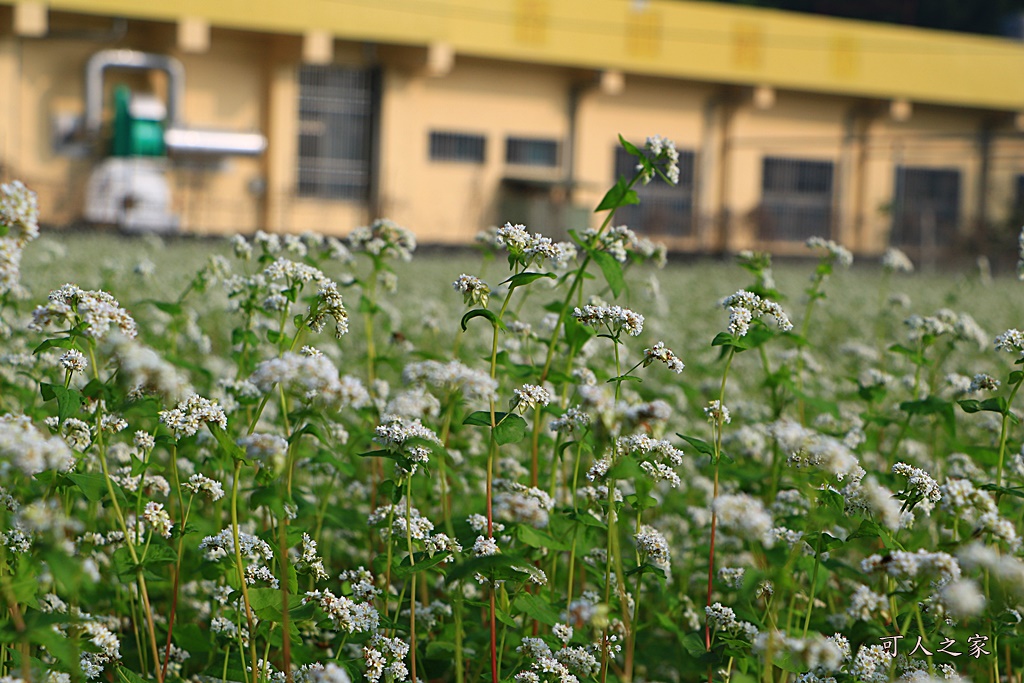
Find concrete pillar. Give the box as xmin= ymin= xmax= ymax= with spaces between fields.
xmin=698 ymin=91 xmax=735 ymax=254
xmin=178 ymin=17 xmax=210 ymax=54
xmin=303 ymin=31 xmax=333 ymax=65
xmin=13 ymin=2 xmax=47 ymax=37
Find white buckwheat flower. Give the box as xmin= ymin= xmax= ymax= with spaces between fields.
xmin=720 ymin=290 xmax=792 ymax=337
xmin=704 ymin=400 xmax=731 ymax=426
xmin=142 ymin=502 xmax=173 ymax=538
xmin=453 ymin=274 xmax=490 ymax=307
xmin=995 ymin=329 xmax=1024 ymax=355
xmin=572 ymin=304 xmax=644 ymax=336
xmin=158 ymin=394 xmax=228 ymax=439
xmin=512 ymin=384 xmax=551 ymax=414
xmin=58 ymin=349 xmax=88 ymax=374
xmin=642 ymin=342 xmax=684 ymax=373
xmin=806 ymin=237 xmax=853 ymax=267
xmin=882 ymin=247 xmax=914 ymax=273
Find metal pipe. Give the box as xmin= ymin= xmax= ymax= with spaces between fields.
xmin=164 ymin=128 xmax=266 ymax=156
xmin=85 ymin=49 xmax=185 ymax=135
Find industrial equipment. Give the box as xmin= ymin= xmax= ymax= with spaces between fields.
xmin=81 ymin=49 xmax=266 ymax=233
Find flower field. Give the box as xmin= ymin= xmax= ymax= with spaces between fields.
xmin=2 ymin=138 xmax=1024 ymax=683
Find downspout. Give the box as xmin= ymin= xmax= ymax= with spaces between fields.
xmin=975 ymin=122 xmax=992 ymax=251
xmin=566 ymin=82 xmax=584 ymax=205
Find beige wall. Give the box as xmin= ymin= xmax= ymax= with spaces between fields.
xmin=725 ymin=90 xmax=847 ymax=254
xmin=0 ymin=10 xmax=1019 ymax=258
xmin=576 ymin=75 xmax=713 ymax=250
xmin=379 ymin=55 xmax=572 ymax=243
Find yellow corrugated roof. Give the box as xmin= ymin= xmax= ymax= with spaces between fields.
xmin=19 ymin=0 xmax=1024 ymax=110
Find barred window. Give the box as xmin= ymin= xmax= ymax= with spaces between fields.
xmin=612 ymin=146 xmax=695 ymax=237
xmin=891 ymin=167 xmax=960 ymax=247
xmin=759 ymin=157 xmax=834 ymax=241
xmin=429 ymin=132 xmax=486 ymax=163
xmin=506 ymin=137 xmax=559 ymax=167
xmin=297 ymin=65 xmax=376 ymax=201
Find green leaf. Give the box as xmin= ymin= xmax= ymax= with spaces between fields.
xmin=140 ymin=543 xmax=178 ymax=568
xmin=501 ymin=272 xmax=557 ymax=293
xmin=140 ymin=299 xmax=183 ymax=316
xmin=711 ymin=332 xmax=737 ymax=348
xmin=461 ymin=308 xmax=503 ymax=332
xmin=591 ymin=250 xmax=625 ymax=298
xmin=516 ymin=524 xmax=571 ymax=551
xmin=209 ymin=425 xmax=247 ymax=462
xmin=112 ymin=547 xmax=136 ymax=578
xmin=847 ymin=519 xmax=883 ymax=541
xmin=393 ymin=552 xmax=452 ymax=578
xmin=33 ymin=337 xmax=77 ymax=354
xmin=888 ymin=343 xmax=926 ymax=365
xmin=464 ymin=410 xmax=501 ymax=427
xmin=1010 ymin=370 xmax=1024 ymax=385
xmin=958 ymin=397 xmax=1010 ymax=417
xmin=445 ymin=554 xmax=524 ymax=584
xmin=288 ymin=422 xmax=329 ymax=445
xmin=67 ymin=473 xmax=107 ymax=502
xmin=174 ymin=623 xmax=212 ymax=654
xmin=513 ymin=592 xmax=561 ymax=625
xmin=39 ymin=383 xmax=81 ymax=424
xmin=81 ymin=378 xmax=112 ymax=401
xmin=606 ymin=456 xmax=643 ymax=481
xmin=596 ymin=176 xmax=640 ymax=213
xmin=231 ymin=328 xmax=260 ymax=347
xmin=495 ymin=414 xmax=528 ymax=445
xmin=978 ymin=483 xmax=1024 ymax=499
xmin=681 ymin=632 xmax=706 ymax=658
xmin=358 ymin=294 xmax=379 ymax=314
xmin=900 ymin=396 xmax=956 ymax=435
xmin=678 ymin=434 xmax=713 ymax=457
xmin=619 ymin=134 xmax=642 ymax=157
xmin=566 ymin=510 xmax=606 ymax=529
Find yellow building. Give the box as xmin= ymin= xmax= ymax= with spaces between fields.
xmin=2 ymin=0 xmax=1024 ymax=257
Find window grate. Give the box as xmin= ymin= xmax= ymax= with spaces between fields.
xmin=506 ymin=137 xmax=560 ymax=167
xmin=296 ymin=65 xmax=376 ymax=201
xmin=612 ymin=146 xmax=695 ymax=237
xmin=759 ymin=157 xmax=834 ymax=242
xmin=891 ymin=167 xmax=960 ymax=247
xmin=429 ymin=132 xmax=486 ymax=163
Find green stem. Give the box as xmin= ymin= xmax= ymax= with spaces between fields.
xmin=801 ymin=532 xmax=823 ymax=638
xmin=230 ymin=460 xmax=260 ymax=683
xmin=996 ymin=372 xmax=1024 ymax=488
xmin=405 ymin=475 xmax=418 ymax=683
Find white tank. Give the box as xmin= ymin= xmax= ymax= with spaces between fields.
xmin=83 ymin=157 xmax=179 ymax=233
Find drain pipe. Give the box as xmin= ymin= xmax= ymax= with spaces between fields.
xmin=84 ymin=49 xmax=185 ymax=136
xmin=565 ymin=81 xmax=584 ymax=204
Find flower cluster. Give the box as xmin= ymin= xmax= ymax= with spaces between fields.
xmin=0 ymin=180 xmax=40 ymax=297
xmin=495 ymin=223 xmax=575 ymax=268
xmin=347 ymin=219 xmax=416 ymax=261
xmin=882 ymin=247 xmax=914 ymax=273
xmin=640 ymin=135 xmax=680 ymax=185
xmin=512 ymin=384 xmax=551 ymax=414
xmin=30 ymin=284 xmax=138 ymax=340
xmin=720 ymin=290 xmax=792 ymax=337
xmin=571 ymin=304 xmax=644 ymax=336
xmin=159 ymin=394 xmax=228 ymax=439
xmin=806 ymin=237 xmax=853 ymax=267
xmin=642 ymin=342 xmax=684 ymax=373
xmin=453 ymin=273 xmax=490 ymax=307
